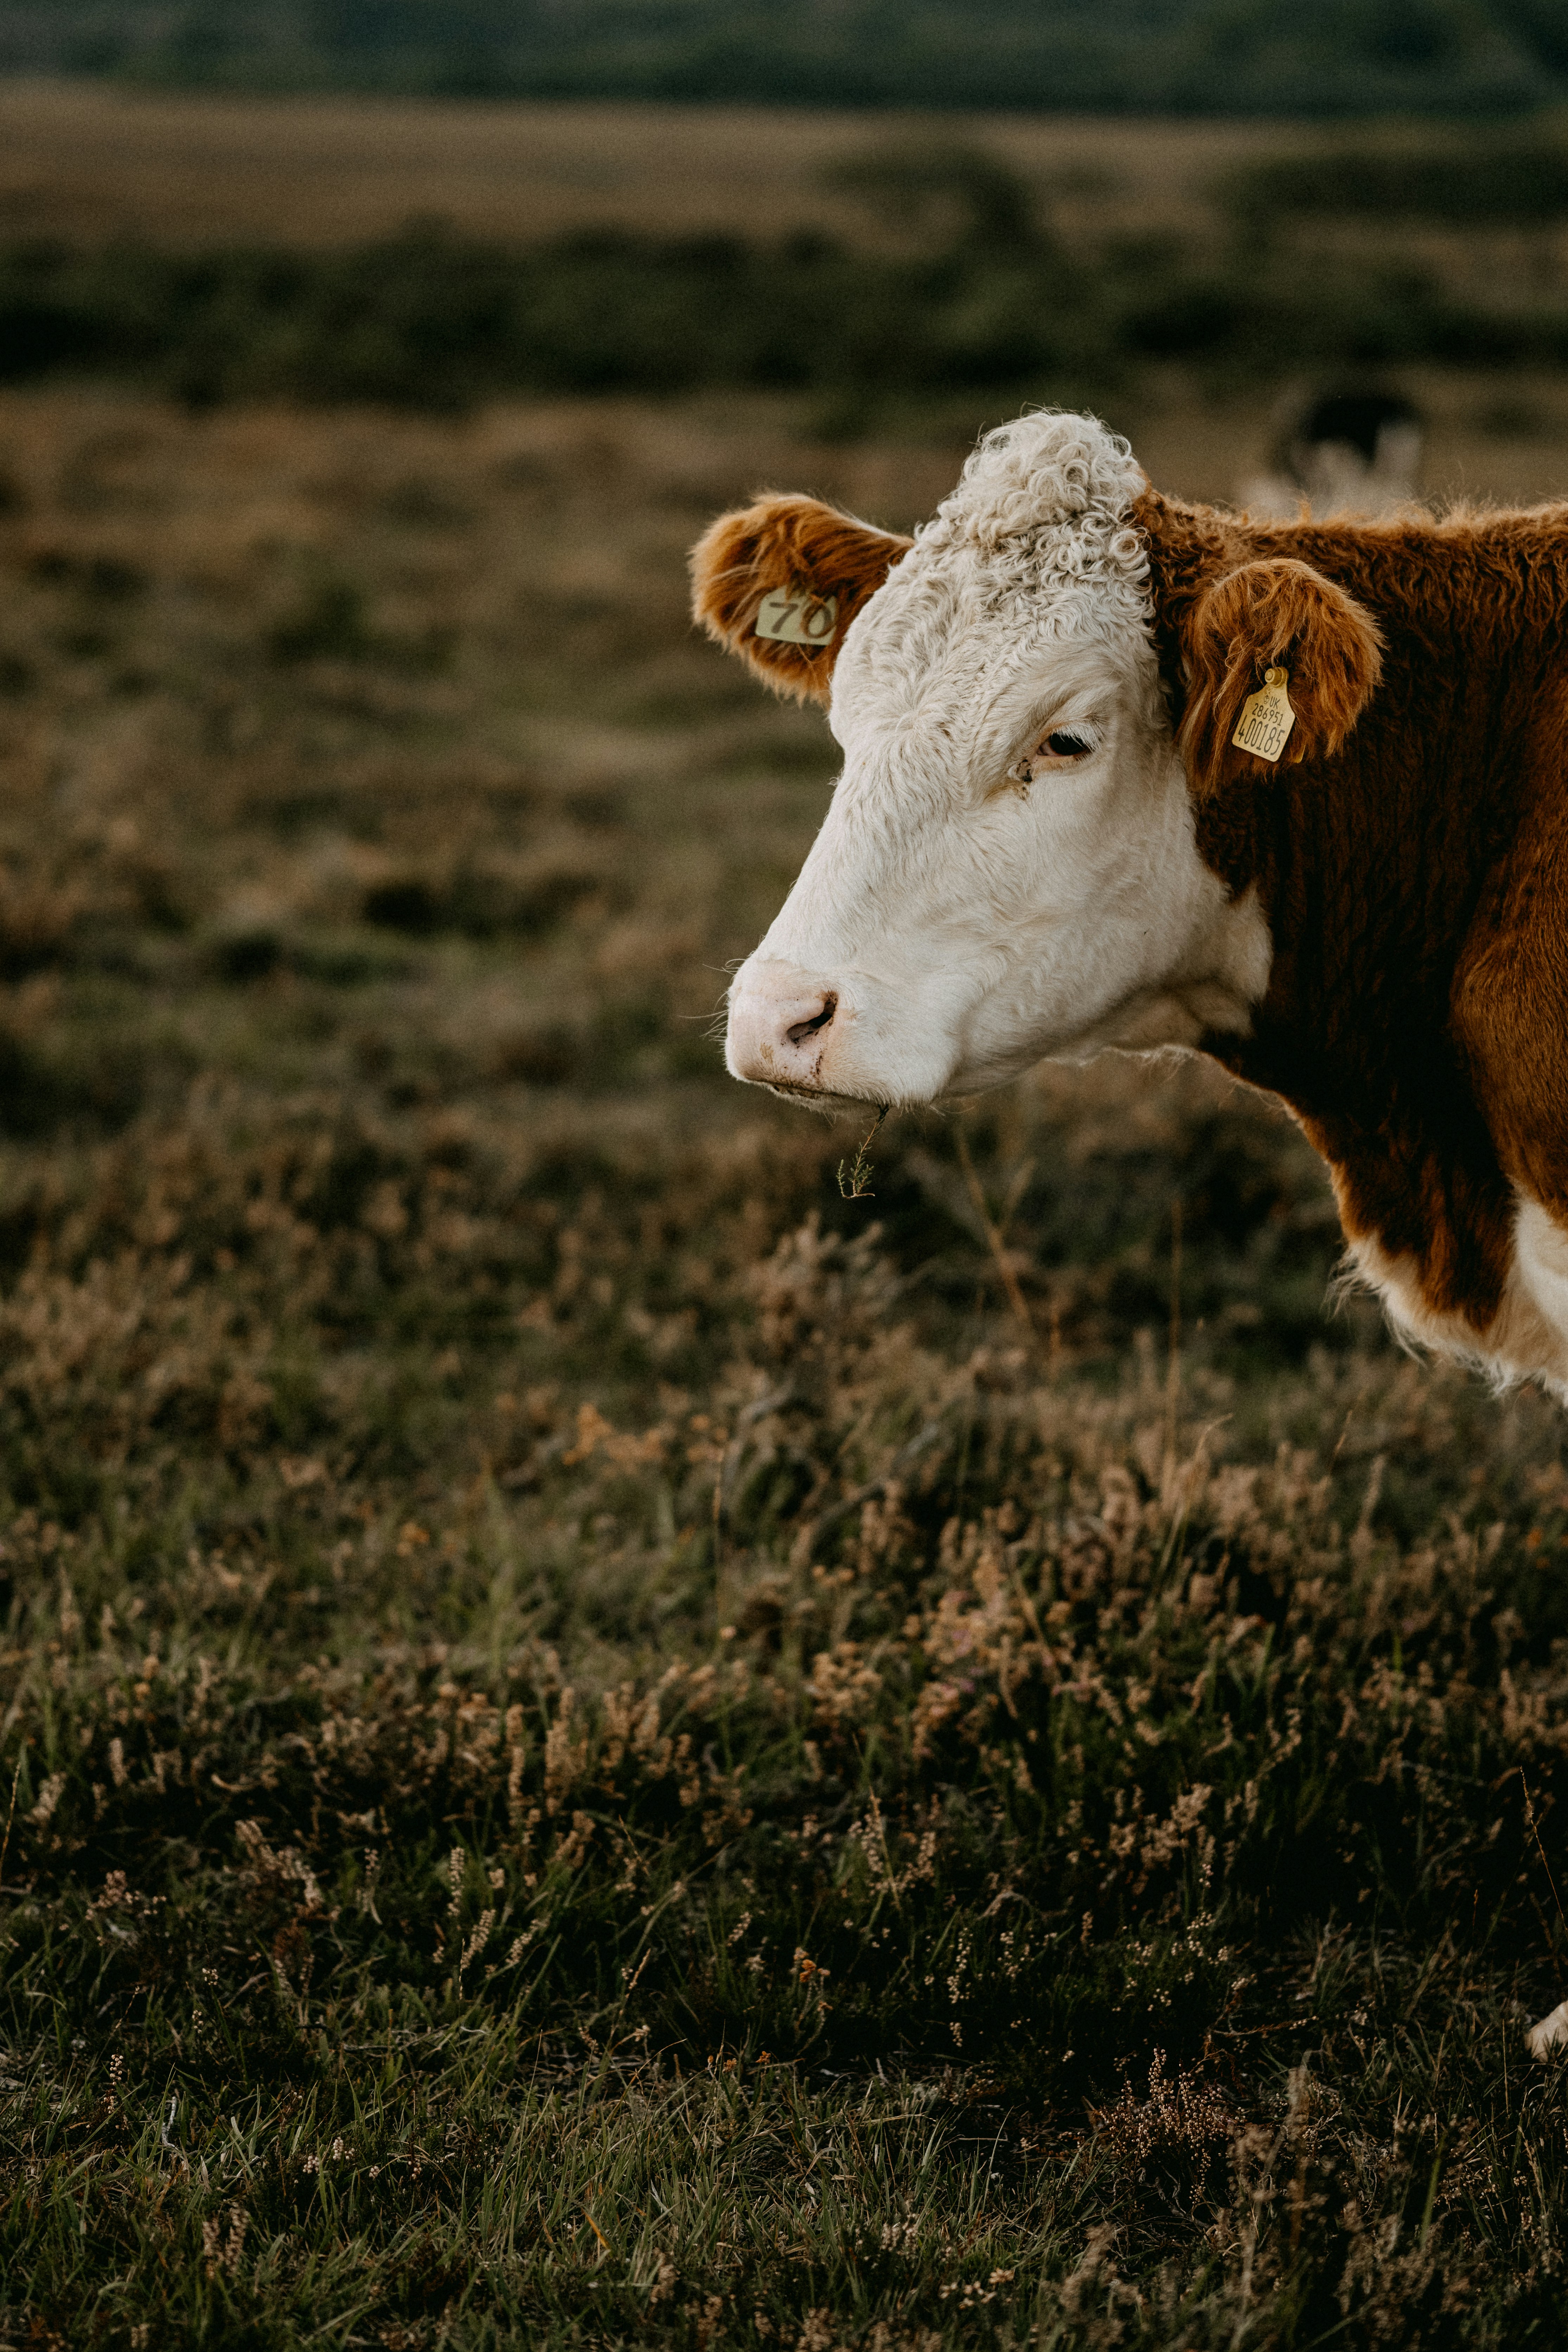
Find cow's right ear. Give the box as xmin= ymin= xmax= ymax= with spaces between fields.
xmin=690 ymin=494 xmax=912 ymax=706
xmin=1174 ymin=556 xmax=1383 ymax=798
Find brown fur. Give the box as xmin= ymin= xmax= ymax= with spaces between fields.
xmin=689 ymin=493 xmax=912 ymax=705
xmin=1137 ymin=483 xmax=1568 ymax=1348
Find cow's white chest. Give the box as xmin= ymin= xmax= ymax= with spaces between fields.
xmin=1342 ymin=1196 xmax=1568 ymax=1400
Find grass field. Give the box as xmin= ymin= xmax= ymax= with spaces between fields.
xmin=4 ymin=90 xmax=1568 ymax=2345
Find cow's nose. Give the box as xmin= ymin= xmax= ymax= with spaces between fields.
xmin=726 ymin=969 xmax=843 ymax=1089
xmin=786 ymin=992 xmax=838 ymax=1046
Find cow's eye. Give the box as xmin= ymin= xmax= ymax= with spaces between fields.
xmin=1006 ymin=726 xmax=1094 ymax=786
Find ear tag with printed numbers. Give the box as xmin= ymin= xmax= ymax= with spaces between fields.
xmin=1231 ymin=666 xmax=1296 ymax=762
xmin=754 ymin=584 xmax=838 ymax=649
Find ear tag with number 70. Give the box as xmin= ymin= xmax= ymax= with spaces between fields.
xmin=1231 ymin=666 xmax=1296 ymax=761
xmin=755 ymin=585 xmax=838 ymax=649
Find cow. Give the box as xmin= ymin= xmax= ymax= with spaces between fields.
xmin=691 ymin=410 xmax=1568 ymax=2054
xmin=1237 ymin=386 xmax=1425 ymax=522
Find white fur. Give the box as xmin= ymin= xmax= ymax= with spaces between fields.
xmin=1336 ymin=1195 xmax=1568 ymax=1402
xmin=1528 ymin=1999 xmax=1568 ymax=2059
xmin=726 ymin=409 xmax=1272 ymax=1109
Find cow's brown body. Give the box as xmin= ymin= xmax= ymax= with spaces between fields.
xmin=1138 ymin=489 xmax=1568 ymax=1352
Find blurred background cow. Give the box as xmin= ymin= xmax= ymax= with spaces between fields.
xmin=1238 ymin=385 xmax=1427 ymax=516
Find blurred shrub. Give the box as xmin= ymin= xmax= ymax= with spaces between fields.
xmin=212 ymin=928 xmax=283 ymax=983
xmin=1 ymin=187 xmax=1563 ymax=413
xmin=1230 ymin=128 xmax=1568 ymax=223
xmin=268 ymin=575 xmax=370 ymax=664
xmin=9 ymin=0 xmax=1567 ymax=115
xmin=360 ymin=864 xmax=603 ymax=938
xmin=828 ymin=144 xmax=1049 ymax=254
xmin=0 ymin=1023 xmax=145 ymax=1138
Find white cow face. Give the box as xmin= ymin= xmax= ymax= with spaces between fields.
xmin=691 ymin=411 xmax=1375 ymax=1112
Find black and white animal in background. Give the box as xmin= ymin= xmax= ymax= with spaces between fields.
xmin=1238 ymin=388 xmax=1424 ymax=520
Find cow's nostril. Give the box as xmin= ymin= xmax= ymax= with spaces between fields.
xmin=786 ymin=992 xmax=838 ymax=1048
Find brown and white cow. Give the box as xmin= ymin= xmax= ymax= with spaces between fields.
xmin=692 ymin=408 xmax=1568 ymax=1423
xmin=695 ymin=409 xmax=1568 ymax=2057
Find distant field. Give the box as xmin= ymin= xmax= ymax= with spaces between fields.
xmin=0 ymin=81 xmax=1301 ymax=250
xmin=4 ymin=86 xmax=1568 ymax=445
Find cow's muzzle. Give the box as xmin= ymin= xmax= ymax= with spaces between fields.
xmin=726 ymin=964 xmax=851 ymax=1097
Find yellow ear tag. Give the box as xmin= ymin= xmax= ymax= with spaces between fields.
xmin=1231 ymin=666 xmax=1296 ymax=762
xmin=754 ymin=584 xmax=838 ymax=649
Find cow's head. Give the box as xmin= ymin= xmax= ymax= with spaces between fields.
xmin=693 ymin=411 xmax=1382 ymax=1110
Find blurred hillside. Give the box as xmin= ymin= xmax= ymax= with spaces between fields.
xmin=1 ymin=0 xmax=1567 ymax=115
xmin=2 ymin=87 xmax=1568 ymax=427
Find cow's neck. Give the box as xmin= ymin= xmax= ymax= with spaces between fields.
xmin=1138 ymin=486 xmax=1568 ymax=1340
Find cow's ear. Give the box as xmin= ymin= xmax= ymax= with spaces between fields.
xmin=690 ymin=493 xmax=912 ymax=706
xmin=1176 ymin=556 xmax=1383 ymax=797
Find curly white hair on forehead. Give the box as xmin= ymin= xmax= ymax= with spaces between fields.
xmin=862 ymin=408 xmax=1152 ymax=658
xmin=921 ymin=408 xmax=1147 ymax=551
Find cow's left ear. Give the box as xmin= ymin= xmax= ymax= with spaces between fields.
xmin=690 ymin=493 xmax=912 ymax=706
xmin=1176 ymin=556 xmax=1383 ymax=797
